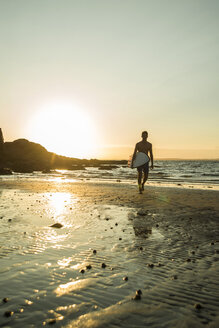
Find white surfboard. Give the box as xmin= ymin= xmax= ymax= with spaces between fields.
xmin=128 ymin=152 xmax=149 ymax=168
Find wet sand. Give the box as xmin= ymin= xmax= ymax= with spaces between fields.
xmin=0 ymin=180 xmax=219 ymax=327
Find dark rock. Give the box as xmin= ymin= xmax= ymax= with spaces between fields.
xmin=0 ymin=168 xmax=12 ymax=175
xmin=80 ymin=269 xmax=85 ymax=274
xmin=4 ymin=311 xmax=14 ymax=317
xmin=93 ymin=250 xmax=97 ymax=254
xmin=50 ymin=223 xmax=63 ymax=228
xmin=48 ymin=318 xmax=57 ymax=325
xmin=194 ymin=303 xmax=202 ymax=309
xmin=136 ymin=289 xmax=142 ymax=295
xmin=172 ymin=275 xmax=178 ymax=280
xmin=147 ymin=263 xmax=154 ymax=268
xmin=42 ymin=168 xmax=51 ymax=173
xmin=101 ymin=263 xmax=106 ymax=268
xmin=123 ymin=276 xmax=128 ymax=281
xmin=86 ymin=265 xmax=92 ymax=270
xmin=3 ymin=298 xmax=9 ymax=303
xmin=139 ymin=247 xmax=143 ymax=250
xmin=119 ymin=238 xmax=122 ymax=240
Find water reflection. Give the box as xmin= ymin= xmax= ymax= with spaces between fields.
xmin=48 ymin=192 xmax=72 ymax=216
xmin=55 ymin=279 xmax=94 ymax=296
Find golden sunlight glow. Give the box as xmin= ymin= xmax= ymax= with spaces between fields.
xmin=28 ymin=102 xmax=98 ymax=158
xmin=49 ymin=192 xmax=72 ymax=216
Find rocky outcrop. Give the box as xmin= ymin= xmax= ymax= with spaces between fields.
xmin=0 ymin=129 xmax=127 ymax=173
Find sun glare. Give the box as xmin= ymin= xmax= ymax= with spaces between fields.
xmin=28 ymin=102 xmax=98 ymax=158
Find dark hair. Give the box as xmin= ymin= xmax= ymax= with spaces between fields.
xmin=141 ymin=131 xmax=148 ymax=137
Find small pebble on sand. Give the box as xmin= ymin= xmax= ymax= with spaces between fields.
xmin=139 ymin=247 xmax=143 ymax=250
xmin=4 ymin=311 xmax=14 ymax=317
xmin=101 ymin=263 xmax=106 ymax=268
xmin=86 ymin=265 xmax=92 ymax=270
xmin=119 ymin=238 xmax=122 ymax=240
xmin=93 ymin=250 xmax=97 ymax=254
xmin=194 ymin=303 xmax=202 ymax=310
xmin=3 ymin=298 xmax=9 ymax=303
xmin=172 ymin=275 xmax=178 ymax=280
xmin=147 ymin=263 xmax=154 ymax=268
xmin=50 ymin=223 xmax=63 ymax=228
xmin=123 ymin=276 xmax=128 ymax=281
xmin=80 ymin=269 xmax=85 ymax=274
xmin=136 ymin=289 xmax=142 ymax=295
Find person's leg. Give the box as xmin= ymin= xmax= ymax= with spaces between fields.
xmin=137 ymin=167 xmax=143 ymax=193
xmin=142 ymin=163 xmax=149 ymax=190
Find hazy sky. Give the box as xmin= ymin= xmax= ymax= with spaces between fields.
xmin=0 ymin=0 xmax=219 ymax=159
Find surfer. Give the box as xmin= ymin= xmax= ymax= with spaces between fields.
xmin=132 ymin=131 xmax=154 ymax=193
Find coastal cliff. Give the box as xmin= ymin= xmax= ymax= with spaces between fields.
xmin=0 ymin=129 xmax=126 ymax=173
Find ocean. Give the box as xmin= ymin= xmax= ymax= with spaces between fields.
xmin=1 ymin=160 xmax=219 ymax=189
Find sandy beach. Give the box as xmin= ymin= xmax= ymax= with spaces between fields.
xmin=0 ymin=180 xmax=219 ymax=327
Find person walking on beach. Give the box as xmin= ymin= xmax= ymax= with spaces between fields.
xmin=132 ymin=131 xmax=153 ymax=194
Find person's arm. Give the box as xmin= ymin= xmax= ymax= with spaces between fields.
xmin=149 ymin=145 xmax=154 ymax=169
xmin=131 ymin=144 xmax=137 ymax=168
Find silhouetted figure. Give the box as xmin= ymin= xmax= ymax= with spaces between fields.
xmin=132 ymin=131 xmax=154 ymax=193
xmin=0 ymin=128 xmax=4 ymax=168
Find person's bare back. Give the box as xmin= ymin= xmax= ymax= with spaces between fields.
xmin=136 ymin=140 xmax=152 ymax=155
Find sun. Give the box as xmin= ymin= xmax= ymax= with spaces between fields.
xmin=28 ymin=102 xmax=98 ymax=158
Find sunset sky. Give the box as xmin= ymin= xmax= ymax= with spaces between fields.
xmin=0 ymin=0 xmax=218 ymax=159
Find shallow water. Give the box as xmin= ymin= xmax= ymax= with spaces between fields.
xmin=1 ymin=160 xmax=219 ymax=190
xmin=0 ymin=189 xmax=219 ymax=327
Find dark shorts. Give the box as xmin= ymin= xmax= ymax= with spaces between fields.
xmin=137 ymin=162 xmax=149 ymax=174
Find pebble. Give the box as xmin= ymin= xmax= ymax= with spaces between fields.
xmin=147 ymin=263 xmax=154 ymax=268
xmin=101 ymin=263 xmax=106 ymax=268
xmin=4 ymin=311 xmax=14 ymax=317
xmin=194 ymin=303 xmax=202 ymax=310
xmin=48 ymin=318 xmax=57 ymax=325
xmin=172 ymin=275 xmax=178 ymax=280
xmin=93 ymin=250 xmax=97 ymax=254
xmin=139 ymin=247 xmax=143 ymax=250
xmin=119 ymin=238 xmax=122 ymax=240
xmin=211 ymin=242 xmax=214 ymax=245
xmin=3 ymin=298 xmax=9 ymax=303
xmin=80 ymin=269 xmax=85 ymax=274
xmin=186 ymin=258 xmax=191 ymax=262
xmin=8 ymin=219 xmax=12 ymax=222
xmin=115 ymin=223 xmax=118 ymax=226
xmin=50 ymin=223 xmax=63 ymax=228
xmin=86 ymin=265 xmax=92 ymax=270
xmin=156 ymin=224 xmax=159 ymax=227
xmin=136 ymin=289 xmax=142 ymax=295
xmin=123 ymin=276 xmax=128 ymax=281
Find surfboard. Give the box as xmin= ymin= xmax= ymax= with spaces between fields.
xmin=128 ymin=152 xmax=149 ymax=168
